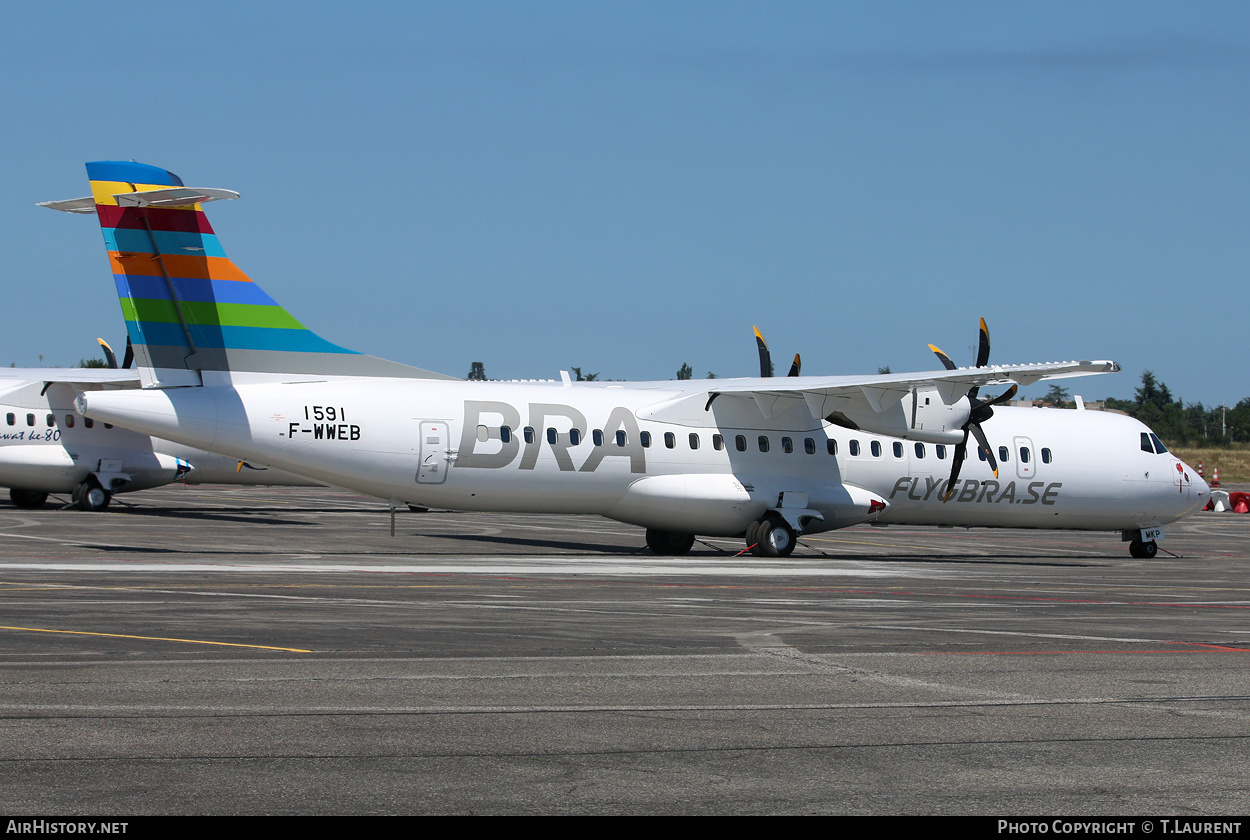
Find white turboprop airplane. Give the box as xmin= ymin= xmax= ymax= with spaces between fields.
xmin=45 ymin=161 xmax=1207 ymax=558
xmin=0 ymin=353 xmax=312 ymax=511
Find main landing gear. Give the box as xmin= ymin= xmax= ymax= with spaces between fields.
xmin=645 ymin=529 xmax=695 ymax=555
xmin=745 ymin=514 xmax=796 ymax=557
xmin=71 ymin=479 xmax=111 ymax=512
xmin=9 ymin=489 xmax=49 ymax=509
xmin=643 ymin=515 xmax=800 ymax=558
xmin=1128 ymin=539 xmax=1158 ymax=559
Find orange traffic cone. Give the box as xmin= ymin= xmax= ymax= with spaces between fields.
xmin=1197 ymin=460 xmax=1204 ymax=478
xmin=1212 ymin=467 xmax=1221 ymax=488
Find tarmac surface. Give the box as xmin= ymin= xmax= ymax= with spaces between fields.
xmin=0 ymin=484 xmax=1247 ymax=815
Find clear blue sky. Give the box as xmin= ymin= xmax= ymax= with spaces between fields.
xmin=3 ymin=2 xmax=1246 ymax=406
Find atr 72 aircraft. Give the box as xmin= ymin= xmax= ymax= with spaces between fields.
xmin=44 ymin=161 xmax=1207 ymax=558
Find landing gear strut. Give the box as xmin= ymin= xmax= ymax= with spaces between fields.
xmin=748 ymin=515 xmax=796 ymax=557
xmin=645 ymin=529 xmax=695 ymax=555
xmin=1128 ymin=539 xmax=1158 ymax=559
xmin=72 ymin=480 xmax=111 ymax=512
xmin=9 ymin=489 xmax=48 ymax=509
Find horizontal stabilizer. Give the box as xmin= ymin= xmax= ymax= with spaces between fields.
xmin=40 ymin=187 xmax=239 ymax=214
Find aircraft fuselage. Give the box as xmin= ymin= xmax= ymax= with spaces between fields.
xmin=76 ymin=377 xmax=1206 ymax=537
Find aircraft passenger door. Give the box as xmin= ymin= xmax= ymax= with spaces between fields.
xmin=1014 ymin=436 xmax=1035 ymax=480
xmin=416 ymin=420 xmax=452 ymax=484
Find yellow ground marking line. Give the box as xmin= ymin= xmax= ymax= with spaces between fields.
xmin=0 ymin=625 xmax=312 ymax=653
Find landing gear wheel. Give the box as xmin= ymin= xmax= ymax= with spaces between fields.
xmin=645 ymin=529 xmax=695 ymax=555
xmin=1129 ymin=539 xmax=1158 ymax=559
xmin=751 ymin=516 xmax=796 ymax=558
xmin=72 ymin=481 xmax=111 ymax=512
xmin=9 ymin=489 xmax=48 ymax=509
xmin=744 ymin=519 xmax=762 ymax=550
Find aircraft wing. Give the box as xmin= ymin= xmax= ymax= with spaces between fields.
xmin=0 ymin=368 xmax=140 ymax=386
xmin=706 ymin=359 xmax=1119 ymax=420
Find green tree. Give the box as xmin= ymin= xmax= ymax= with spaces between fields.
xmin=571 ymin=367 xmax=598 ymax=382
xmin=78 ymin=358 xmax=108 ymax=369
xmin=676 ymin=363 xmax=693 ymax=381
xmin=1042 ymin=384 xmax=1070 ymax=407
xmin=467 ymin=361 xmax=487 ymax=381
xmin=877 ymin=365 xmax=891 ymax=375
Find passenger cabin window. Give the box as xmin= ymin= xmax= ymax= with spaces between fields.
xmin=735 ymin=435 xmax=747 ymax=452
xmin=46 ymin=414 xmax=54 ymax=428
xmin=65 ymin=415 xmax=74 ymax=428
xmin=640 ymin=431 xmax=652 ymax=448
xmin=477 ymin=425 xmax=490 ymax=443
xmin=849 ymin=440 xmax=860 ymax=456
xmin=615 ymin=430 xmax=627 ymax=447
xmin=26 ymin=414 xmax=35 ymax=427
xmin=524 ymin=427 xmax=535 ymax=444
xmin=758 ymin=436 xmax=770 ymax=453
xmin=827 ymin=440 xmax=837 ymax=456
xmin=1041 ymin=448 xmax=1052 ymax=464
xmin=804 ymin=438 xmax=815 ymax=455
xmin=664 ymin=432 xmax=676 ymax=449
xmin=592 ymin=429 xmax=604 ymax=446
xmin=84 ymin=418 xmax=94 ymax=429
xmin=915 ymin=442 xmax=925 ymax=458
xmin=781 ymin=437 xmax=793 ymax=454
xmin=936 ymin=444 xmax=946 ymax=460
xmin=5 ymin=413 xmax=13 ymax=426
xmin=569 ymin=429 xmax=581 ymax=446
xmin=892 ymin=441 xmax=903 ymax=458
xmin=998 ymin=445 xmax=1009 ymax=463
xmin=546 ymin=428 xmax=558 ymax=445
xmin=688 ymin=433 xmax=700 ymax=450
xmin=713 ymin=434 xmax=724 ymax=451
xmin=870 ymin=441 xmax=881 ymax=458
xmin=1019 ymin=447 xmax=1030 ymax=463
xmin=977 ymin=447 xmax=987 ymax=461
xmin=500 ymin=426 xmax=512 ymax=444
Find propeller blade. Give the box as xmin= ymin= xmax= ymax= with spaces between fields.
xmin=121 ymin=336 xmax=134 ymax=370
xmin=942 ymin=436 xmax=969 ymax=502
xmin=976 ymin=317 xmax=990 ymax=368
xmin=969 ymin=422 xmax=999 ymax=478
xmin=982 ymin=384 xmax=1018 ymax=408
xmin=753 ymin=326 xmax=773 ymax=378
xmin=96 ymin=338 xmax=118 ymax=369
xmin=787 ymin=353 xmax=801 ymax=377
xmin=928 ymin=344 xmax=957 ymax=371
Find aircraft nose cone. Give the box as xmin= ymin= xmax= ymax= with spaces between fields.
xmin=1177 ymin=458 xmax=1209 ymax=512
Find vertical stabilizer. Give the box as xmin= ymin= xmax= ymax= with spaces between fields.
xmin=46 ymin=161 xmax=452 ymax=387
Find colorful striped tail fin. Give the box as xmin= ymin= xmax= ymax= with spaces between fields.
xmin=43 ymin=161 xmax=451 ymax=387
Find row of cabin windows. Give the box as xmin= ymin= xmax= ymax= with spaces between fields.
xmin=482 ymin=425 xmax=1054 ymax=464
xmin=4 ymin=413 xmax=109 ymax=430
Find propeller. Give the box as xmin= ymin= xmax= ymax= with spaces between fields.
xmin=753 ymin=326 xmax=801 ymax=378
xmin=97 ymin=338 xmax=117 ymax=369
xmin=96 ymin=337 xmax=135 ymax=370
xmin=928 ymin=318 xmax=1017 ymax=502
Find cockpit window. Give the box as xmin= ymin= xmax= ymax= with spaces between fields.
xmin=1140 ymin=432 xmax=1154 ymax=454
xmin=1150 ymin=433 xmax=1168 ymax=454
